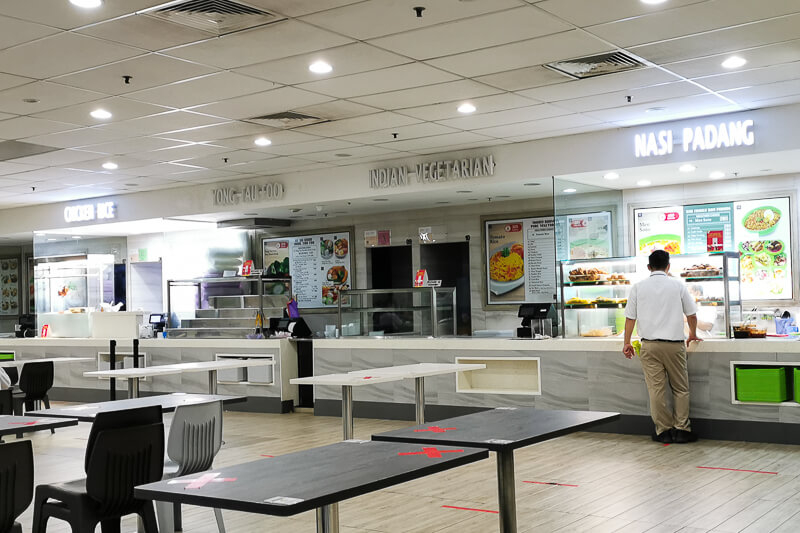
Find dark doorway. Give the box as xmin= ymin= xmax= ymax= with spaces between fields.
xmin=367 ymin=246 xmax=413 ymax=335
xmin=420 ymin=242 xmax=471 ymax=336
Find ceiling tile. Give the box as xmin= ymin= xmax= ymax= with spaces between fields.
xmin=396 ymin=93 xmax=538 ymax=121
xmin=135 ymin=142 xmax=231 ymax=163
xmin=160 ymin=121 xmax=271 ymax=144
xmin=374 ymin=131 xmax=496 ymax=152
xmin=0 ymin=82 xmax=105 ymax=114
xmin=11 ymin=168 xmax=117 ymax=186
xmin=22 ymin=125 xmax=136 ymax=149
xmin=163 ymin=20 xmax=352 ymax=69
xmin=474 ymin=65 xmax=570 ymax=92
xmin=76 ymin=14 xmax=214 ymax=52
xmin=663 ymin=40 xmax=800 ymax=79
xmin=0 ymin=14 xmax=58 ymax=51
xmin=293 ymin=100 xmax=381 ymax=121
xmin=0 ymin=0 xmax=169 ymax=30
xmin=226 ymin=156 xmax=319 ymax=174
xmin=474 ymin=113 xmax=602 ymax=138
xmin=368 ymin=7 xmax=572 ymax=60
xmin=262 ymin=138 xmax=360 ymax=156
xmin=234 ymin=43 xmax=410 ymax=86
xmin=695 ymin=62 xmax=800 ymax=92
xmin=9 ymin=149 xmax=108 ymax=167
xmin=32 ymin=97 xmax=171 ymax=126
xmin=298 ymin=63 xmax=460 ymax=98
xmin=53 ymin=54 xmax=218 ymax=96
xmin=123 ymin=162 xmax=203 ymax=177
xmin=338 ymin=123 xmax=462 ymax=145
xmin=297 ymin=112 xmax=421 ymax=137
xmin=548 ymin=81 xmax=707 ymax=114
xmin=0 ymin=161 xmax=39 ymax=176
xmin=427 ymin=30 xmax=613 ymax=78
xmin=517 ymin=68 xmax=682 ymax=103
xmin=302 ymin=145 xmax=402 ymax=163
xmin=300 ymin=0 xmax=521 ymax=40
xmin=720 ymin=79 xmax=800 ymax=105
xmin=126 ymin=72 xmax=278 ymax=109
xmin=79 ymin=137 xmax=189 ymax=156
xmin=0 ymin=33 xmax=143 ymax=79
xmin=0 ymin=117 xmax=81 ymax=141
xmin=535 ymin=0 xmax=707 ymax=27
xmin=212 ymin=130 xmax=323 ymax=150
xmin=351 ymin=80 xmax=502 ymax=110
xmin=63 ymin=155 xmax=152 ymax=173
xmin=101 ymin=110 xmax=226 ymax=136
xmin=505 ymin=123 xmax=610 ymax=143
xmin=192 ymin=87 xmax=334 ymax=121
xmin=587 ymin=0 xmax=800 ymax=48
xmin=410 ymin=138 xmax=511 ymax=155
xmin=582 ymin=93 xmax=739 ymax=125
xmin=437 ymin=104 xmax=571 ymax=130
xmin=177 ymin=150 xmax=277 ymax=169
xmin=246 ymin=0 xmax=363 ymax=17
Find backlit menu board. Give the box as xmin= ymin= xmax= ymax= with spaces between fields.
xmin=0 ymin=257 xmax=19 ymax=316
xmin=263 ymin=232 xmax=351 ymax=308
xmin=486 ymin=217 xmax=556 ymax=305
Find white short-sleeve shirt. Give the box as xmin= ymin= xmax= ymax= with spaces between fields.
xmin=0 ymin=367 xmax=10 ymax=390
xmin=625 ymin=271 xmax=697 ymax=341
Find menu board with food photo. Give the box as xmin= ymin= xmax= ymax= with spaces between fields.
xmin=263 ymin=232 xmax=351 ymax=308
xmin=486 ymin=217 xmax=556 ymax=305
xmin=734 ymin=197 xmax=791 ymax=300
xmin=0 ymin=258 xmax=20 ymax=316
xmin=634 ymin=206 xmax=684 ymax=256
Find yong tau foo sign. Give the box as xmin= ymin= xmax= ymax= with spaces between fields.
xmin=634 ymin=119 xmax=754 ymax=158
xmin=211 ymin=182 xmax=284 ymax=207
xmin=64 ymin=201 xmax=116 ymax=223
xmin=369 ymin=154 xmax=495 ymax=189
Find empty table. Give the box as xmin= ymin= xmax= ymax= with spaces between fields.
xmin=373 ymin=407 xmax=620 ymax=533
xmin=28 ymin=393 xmax=245 ymax=422
xmin=84 ymin=359 xmax=275 ymax=398
xmin=0 ymin=357 xmax=94 ymax=367
xmin=0 ymin=415 xmax=78 ymax=442
xmin=348 ymin=363 xmax=486 ymax=424
xmin=290 ymin=373 xmax=404 ymax=439
xmin=135 ymin=439 xmax=488 ymax=533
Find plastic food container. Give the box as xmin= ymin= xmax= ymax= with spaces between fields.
xmin=735 ymin=367 xmax=787 ymax=402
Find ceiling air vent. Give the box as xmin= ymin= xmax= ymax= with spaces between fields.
xmin=141 ymin=0 xmax=284 ymax=36
xmin=247 ymin=111 xmax=328 ymax=129
xmin=545 ymin=51 xmax=646 ymax=80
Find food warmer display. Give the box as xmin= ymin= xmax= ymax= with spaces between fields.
xmin=559 ymin=252 xmax=741 ymax=339
xmin=337 ymin=287 xmax=456 ymax=337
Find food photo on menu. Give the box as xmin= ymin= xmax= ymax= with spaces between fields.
xmin=486 ymin=221 xmax=526 ymax=303
xmin=320 ymin=235 xmax=351 ymax=306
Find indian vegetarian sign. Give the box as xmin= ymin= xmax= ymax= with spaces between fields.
xmin=369 ymin=155 xmax=496 ymax=189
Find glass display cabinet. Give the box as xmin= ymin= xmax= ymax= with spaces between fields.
xmin=337 ymin=287 xmax=456 ymax=337
xmin=34 ymin=254 xmax=115 ymax=313
xmin=559 ymin=252 xmax=741 ymax=339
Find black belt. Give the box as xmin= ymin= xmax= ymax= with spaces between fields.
xmin=642 ymin=338 xmax=684 ymax=343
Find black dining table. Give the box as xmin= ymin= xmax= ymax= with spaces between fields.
xmin=135 ymin=439 xmax=488 ymax=533
xmin=0 ymin=415 xmax=78 ymax=442
xmin=372 ymin=407 xmax=620 ymax=533
xmin=28 ymin=393 xmax=246 ymax=422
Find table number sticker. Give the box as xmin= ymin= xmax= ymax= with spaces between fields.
xmin=495 ymin=407 xmax=517 ymax=410
xmin=264 ymin=496 xmax=305 ymax=505
xmin=344 ymin=439 xmax=369 ymax=443
xmin=485 ymin=439 xmax=513 ymax=445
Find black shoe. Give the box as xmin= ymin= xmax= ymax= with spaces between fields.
xmin=652 ymin=430 xmax=673 ymax=444
xmin=673 ymin=429 xmax=698 ymax=444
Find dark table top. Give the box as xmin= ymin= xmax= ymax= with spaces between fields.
xmin=372 ymin=408 xmax=620 ymax=452
xmin=28 ymin=393 xmax=246 ymax=422
xmin=135 ymin=439 xmax=488 ymax=516
xmin=0 ymin=415 xmax=78 ymax=437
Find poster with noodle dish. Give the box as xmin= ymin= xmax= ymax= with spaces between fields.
xmin=486 ymin=217 xmax=556 ymax=305
xmin=734 ymin=197 xmax=791 ymax=300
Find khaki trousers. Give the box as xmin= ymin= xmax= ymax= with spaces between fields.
xmin=640 ymin=341 xmax=691 ymax=435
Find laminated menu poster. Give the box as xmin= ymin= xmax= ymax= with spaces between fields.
xmin=486 ymin=217 xmax=556 ymax=304
xmin=733 ymin=197 xmax=791 ymax=300
xmin=683 ymin=203 xmax=734 ymax=254
xmin=263 ymin=232 xmax=351 ymax=308
xmin=565 ymin=212 xmax=612 ymax=259
xmin=634 ymin=206 xmax=684 ymax=256
xmin=0 ymin=257 xmax=19 ymax=316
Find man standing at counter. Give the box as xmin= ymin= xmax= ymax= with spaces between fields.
xmin=0 ymin=367 xmax=9 ymax=390
xmin=623 ymin=250 xmax=701 ymax=444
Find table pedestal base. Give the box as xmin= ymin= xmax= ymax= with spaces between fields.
xmin=316 ymin=504 xmax=340 ymax=533
xmin=414 ymin=377 xmax=425 ymax=425
xmin=496 ymin=450 xmax=517 ymax=533
xmin=128 ymin=377 xmax=140 ymax=399
xmin=341 ymin=386 xmax=353 ymax=440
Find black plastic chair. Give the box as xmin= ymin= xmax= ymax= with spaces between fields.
xmin=83 ymin=405 xmax=163 ymax=474
xmin=12 ymin=362 xmax=55 ymax=438
xmin=0 ymin=389 xmax=11 ymax=417
xmin=32 ymin=423 xmax=164 ymax=533
xmin=0 ymin=440 xmax=34 ymax=533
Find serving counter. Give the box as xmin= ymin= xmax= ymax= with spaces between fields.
xmin=312 ymin=337 xmax=800 ymax=444
xmin=0 ymin=337 xmax=298 ymax=413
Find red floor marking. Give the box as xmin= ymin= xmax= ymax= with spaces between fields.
xmin=362 ymin=376 xmax=373 ymax=380
xmin=523 ymin=481 xmax=579 ymax=487
xmin=697 ymin=466 xmax=778 ymax=475
xmin=663 ymin=443 xmax=671 ymax=447
xmin=398 ymin=447 xmax=464 ymax=458
xmin=414 ymin=426 xmax=457 ymax=433
xmin=261 ymin=455 xmax=274 ymax=458
xmin=442 ymin=505 xmax=498 ymax=514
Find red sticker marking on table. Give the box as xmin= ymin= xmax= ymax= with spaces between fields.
xmin=9 ymin=421 xmax=40 ymax=426
xmin=696 ymin=466 xmax=777 ymax=475
xmin=442 ymin=505 xmax=498 ymax=514
xmin=168 ymin=472 xmax=237 ymax=489
xmin=362 ymin=376 xmax=373 ymax=380
xmin=523 ymin=481 xmax=579 ymax=487
xmin=398 ymin=447 xmax=464 ymax=458
xmin=414 ymin=426 xmax=456 ymax=433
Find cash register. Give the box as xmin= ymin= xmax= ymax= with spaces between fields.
xmin=517 ymin=303 xmax=559 ymax=338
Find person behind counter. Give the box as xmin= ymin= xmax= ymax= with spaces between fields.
xmin=622 ymin=250 xmax=702 ymax=444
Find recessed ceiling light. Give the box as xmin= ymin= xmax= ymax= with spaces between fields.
xmin=71 ymin=236 xmax=82 ymax=239
xmin=679 ymin=164 xmax=696 ymax=173
xmin=102 ymin=162 xmax=118 ymax=170
xmin=254 ymin=137 xmax=272 ymax=147
xmin=637 ymin=180 xmax=652 ymax=187
xmin=70 ymin=0 xmax=103 ymax=8
xmin=309 ymin=60 xmax=333 ymax=74
xmin=456 ymin=190 xmax=472 ymax=193
xmin=604 ymin=172 xmax=620 ymax=180
xmin=90 ymin=108 xmax=112 ymax=119
xmin=709 ymin=171 xmax=726 ymax=179
xmin=563 ymin=188 xmax=577 ymax=193
xmin=722 ymin=56 xmax=747 ymax=69
xmin=457 ymin=102 xmax=476 ymax=114
xmin=640 ymin=0 xmax=667 ymax=4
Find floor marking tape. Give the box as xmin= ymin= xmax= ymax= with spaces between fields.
xmin=441 ymin=505 xmax=499 ymax=514
xmin=523 ymin=481 xmax=579 ymax=487
xmin=696 ymin=466 xmax=778 ymax=475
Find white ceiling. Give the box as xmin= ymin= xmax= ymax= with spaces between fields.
xmin=0 ymin=0 xmax=797 ymax=209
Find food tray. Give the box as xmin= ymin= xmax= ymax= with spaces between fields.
xmin=565 ymin=304 xmax=597 ymax=309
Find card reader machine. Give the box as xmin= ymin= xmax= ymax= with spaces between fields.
xmin=149 ymin=313 xmax=167 ymax=337
xmin=517 ymin=303 xmax=558 ymax=338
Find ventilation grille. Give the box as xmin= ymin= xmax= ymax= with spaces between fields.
xmin=248 ymin=111 xmax=328 ymax=129
xmin=141 ymin=0 xmax=284 ymax=36
xmin=545 ymin=51 xmax=646 ymax=80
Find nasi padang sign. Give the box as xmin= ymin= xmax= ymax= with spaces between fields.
xmin=211 ymin=182 xmax=284 ymax=206
xmin=369 ymin=155 xmax=495 ymax=189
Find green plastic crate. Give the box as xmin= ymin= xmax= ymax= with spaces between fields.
xmin=735 ymin=367 xmax=787 ymax=402
xmin=795 ymin=368 xmax=800 ymax=404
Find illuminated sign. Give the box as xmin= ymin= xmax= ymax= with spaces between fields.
xmin=369 ymin=155 xmax=496 ymax=189
xmin=634 ymin=119 xmax=754 ymax=158
xmin=64 ymin=202 xmax=116 ymax=223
